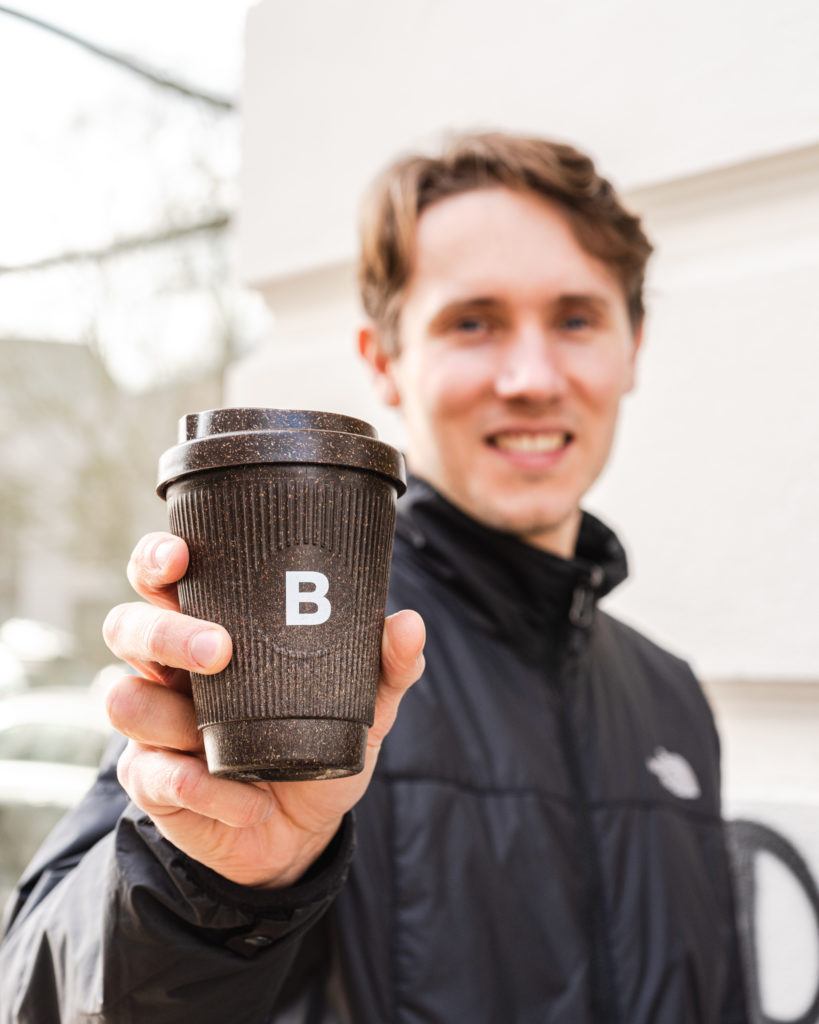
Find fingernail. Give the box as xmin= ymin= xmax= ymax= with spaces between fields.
xmin=152 ymin=539 xmax=175 ymax=569
xmin=191 ymin=630 xmax=223 ymax=668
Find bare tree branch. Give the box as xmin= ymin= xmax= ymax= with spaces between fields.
xmin=0 ymin=5 xmax=236 ymax=110
xmin=0 ymin=214 xmax=232 ymax=274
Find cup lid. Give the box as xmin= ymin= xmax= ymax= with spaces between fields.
xmin=156 ymin=407 xmax=406 ymax=498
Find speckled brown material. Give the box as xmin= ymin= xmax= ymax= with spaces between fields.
xmin=156 ymin=408 xmax=406 ymax=782
xmin=157 ymin=408 xmax=404 ymax=499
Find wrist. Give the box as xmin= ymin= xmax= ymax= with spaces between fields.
xmin=161 ymin=812 xmax=356 ymax=925
xmin=244 ymin=824 xmax=342 ymax=890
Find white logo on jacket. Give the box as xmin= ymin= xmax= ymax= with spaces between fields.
xmin=646 ymin=747 xmax=701 ymax=800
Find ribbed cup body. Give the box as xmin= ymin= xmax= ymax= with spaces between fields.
xmin=165 ymin=463 xmax=398 ymax=779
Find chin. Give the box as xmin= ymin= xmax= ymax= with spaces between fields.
xmin=468 ymin=491 xmax=577 ymax=539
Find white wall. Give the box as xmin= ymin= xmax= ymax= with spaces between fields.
xmin=233 ymin=0 xmax=819 ymax=680
xmin=588 ymin=145 xmax=819 ymax=680
xmin=238 ymin=0 xmax=819 ymax=284
xmin=234 ymin=2 xmax=819 ymax=1009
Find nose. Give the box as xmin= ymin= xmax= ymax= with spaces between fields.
xmin=493 ymin=322 xmax=569 ymax=402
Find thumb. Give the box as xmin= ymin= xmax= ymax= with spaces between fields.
xmin=367 ymin=610 xmax=426 ymax=753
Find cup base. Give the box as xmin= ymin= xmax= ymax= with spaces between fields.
xmin=202 ymin=718 xmax=368 ymax=782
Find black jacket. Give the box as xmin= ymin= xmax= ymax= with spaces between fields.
xmin=1 ymin=474 xmax=748 ymax=1023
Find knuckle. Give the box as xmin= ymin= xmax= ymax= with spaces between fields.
xmin=116 ymin=742 xmax=135 ymax=793
xmin=118 ymin=677 xmax=157 ymax=733
xmin=128 ymin=536 xmax=146 ymax=568
xmin=102 ymin=604 xmax=128 ymax=652
xmin=127 ymin=539 xmax=152 ymax=582
xmin=142 ymin=610 xmax=173 ymax=661
xmin=126 ymin=554 xmax=140 ymax=592
xmin=382 ymin=646 xmax=411 ymax=688
xmin=379 ymin=633 xmax=400 ymax=674
xmin=366 ymin=734 xmax=385 ymax=758
xmin=168 ymin=759 xmax=200 ymax=808
xmin=104 ymin=676 xmax=130 ymax=729
xmin=118 ymin=743 xmax=159 ymax=813
xmin=128 ymin=532 xmax=173 ymax=585
xmin=132 ymin=532 xmax=163 ymax=565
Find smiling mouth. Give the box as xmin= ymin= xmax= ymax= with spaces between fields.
xmin=486 ymin=430 xmax=574 ymax=453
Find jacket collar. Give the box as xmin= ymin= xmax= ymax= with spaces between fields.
xmin=394 ymin=472 xmax=629 ymax=650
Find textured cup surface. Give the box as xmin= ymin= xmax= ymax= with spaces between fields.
xmin=158 ymin=409 xmax=404 ymax=781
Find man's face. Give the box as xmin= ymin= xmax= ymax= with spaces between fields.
xmin=361 ymin=186 xmax=643 ymax=557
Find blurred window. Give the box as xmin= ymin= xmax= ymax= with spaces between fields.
xmin=0 ymin=723 xmax=106 ymax=766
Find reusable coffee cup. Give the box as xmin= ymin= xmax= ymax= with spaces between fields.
xmin=156 ymin=408 xmax=406 ymax=782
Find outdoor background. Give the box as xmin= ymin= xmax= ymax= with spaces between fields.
xmin=0 ymin=0 xmax=263 ymax=909
xmin=1 ymin=2 xmax=818 ymax=1021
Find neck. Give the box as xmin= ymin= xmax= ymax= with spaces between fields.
xmin=403 ymin=465 xmax=583 ymax=562
xmin=517 ymin=505 xmax=582 ymax=560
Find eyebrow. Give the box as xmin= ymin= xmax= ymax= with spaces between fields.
xmin=553 ymin=293 xmax=612 ymax=313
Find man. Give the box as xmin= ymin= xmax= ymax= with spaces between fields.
xmin=0 ymin=132 xmax=748 ymax=1022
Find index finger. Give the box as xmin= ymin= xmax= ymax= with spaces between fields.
xmin=127 ymin=532 xmax=189 ymax=611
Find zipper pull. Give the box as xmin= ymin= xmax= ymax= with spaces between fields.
xmin=569 ymin=584 xmax=594 ymax=628
xmin=568 ymin=566 xmax=604 ymax=629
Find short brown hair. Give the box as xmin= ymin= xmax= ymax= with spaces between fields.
xmin=357 ymin=131 xmax=653 ymax=353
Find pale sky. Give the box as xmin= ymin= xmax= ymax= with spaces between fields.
xmin=0 ymin=1 xmax=269 ymax=390
xmin=1 ymin=1 xmax=253 ymax=261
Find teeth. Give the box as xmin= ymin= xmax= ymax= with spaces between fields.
xmin=493 ymin=431 xmax=569 ymax=453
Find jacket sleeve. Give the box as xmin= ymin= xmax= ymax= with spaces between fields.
xmin=0 ymin=733 xmax=354 ymax=1024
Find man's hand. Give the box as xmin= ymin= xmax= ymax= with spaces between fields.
xmin=102 ymin=531 xmax=425 ymax=889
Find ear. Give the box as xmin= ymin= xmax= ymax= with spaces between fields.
xmin=358 ymin=324 xmax=402 ymax=407
xmin=623 ymin=321 xmax=644 ymax=394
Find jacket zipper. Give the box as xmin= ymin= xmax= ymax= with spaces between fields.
xmin=552 ymin=570 xmax=623 ymax=1024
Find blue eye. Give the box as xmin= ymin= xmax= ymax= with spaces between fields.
xmin=456 ymin=317 xmax=486 ymax=332
xmin=563 ymin=315 xmax=589 ymax=331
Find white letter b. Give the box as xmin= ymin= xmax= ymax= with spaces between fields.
xmin=285 ymin=571 xmax=331 ymax=625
